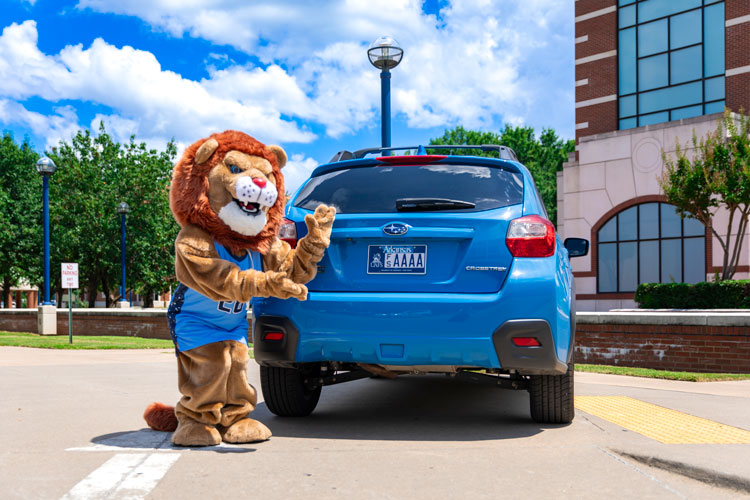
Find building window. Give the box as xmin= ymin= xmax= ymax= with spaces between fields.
xmin=597 ymin=202 xmax=706 ymax=293
xmin=618 ymin=0 xmax=725 ymax=130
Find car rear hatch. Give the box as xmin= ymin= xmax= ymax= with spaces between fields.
xmin=292 ymin=156 xmax=524 ymax=294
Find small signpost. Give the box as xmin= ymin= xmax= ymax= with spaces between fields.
xmin=61 ymin=263 xmax=79 ymax=344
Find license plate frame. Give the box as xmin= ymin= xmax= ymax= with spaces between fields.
xmin=367 ymin=244 xmax=427 ymax=275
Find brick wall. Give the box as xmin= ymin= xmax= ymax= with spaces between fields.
xmin=56 ymin=313 xmax=171 ymax=340
xmin=0 ymin=312 xmax=37 ymax=334
xmin=574 ymin=0 xmax=617 ymax=140
xmin=726 ymin=0 xmax=750 ymax=20
xmin=0 ymin=310 xmax=171 ymax=340
xmin=726 ymin=0 xmax=750 ymax=113
xmin=575 ymin=323 xmax=750 ymax=373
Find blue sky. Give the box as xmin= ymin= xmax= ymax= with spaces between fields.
xmin=1 ymin=0 xmax=573 ymax=192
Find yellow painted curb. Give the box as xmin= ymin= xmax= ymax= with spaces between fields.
xmin=575 ymin=396 xmax=750 ymax=444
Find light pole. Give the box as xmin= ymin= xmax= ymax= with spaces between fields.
xmin=36 ymin=157 xmax=56 ymax=305
xmin=117 ymin=202 xmax=130 ymax=306
xmin=368 ymin=36 xmax=403 ymax=151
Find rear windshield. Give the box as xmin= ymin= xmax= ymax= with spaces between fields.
xmin=294 ymin=164 xmax=524 ymax=214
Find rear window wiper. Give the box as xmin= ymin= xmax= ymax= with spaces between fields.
xmin=396 ymin=198 xmax=476 ymax=212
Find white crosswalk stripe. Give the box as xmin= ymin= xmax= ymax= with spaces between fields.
xmin=59 ymin=453 xmax=180 ymax=500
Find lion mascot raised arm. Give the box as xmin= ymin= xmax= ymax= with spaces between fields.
xmin=144 ymin=130 xmax=335 ymax=447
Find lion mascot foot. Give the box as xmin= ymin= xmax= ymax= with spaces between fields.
xmin=172 ymin=418 xmax=222 ymax=447
xmin=220 ymin=418 xmax=272 ymax=444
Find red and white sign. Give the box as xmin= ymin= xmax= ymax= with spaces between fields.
xmin=61 ymin=263 xmax=79 ymax=289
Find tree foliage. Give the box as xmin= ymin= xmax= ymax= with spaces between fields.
xmin=0 ymin=133 xmax=42 ymax=305
xmin=47 ymin=124 xmax=178 ymax=306
xmin=428 ymin=125 xmax=574 ymax=225
xmin=660 ymin=110 xmax=750 ymax=280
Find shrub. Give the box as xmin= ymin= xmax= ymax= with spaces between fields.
xmin=635 ymin=280 xmax=750 ymax=309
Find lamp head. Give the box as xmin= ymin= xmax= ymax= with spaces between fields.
xmin=367 ymin=36 xmax=403 ymax=71
xmin=117 ymin=202 xmax=130 ymax=215
xmin=36 ymin=157 xmax=57 ymax=176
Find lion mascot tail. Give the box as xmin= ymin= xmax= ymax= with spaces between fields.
xmin=144 ymin=402 xmax=178 ymax=432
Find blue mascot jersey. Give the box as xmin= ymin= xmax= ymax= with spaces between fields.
xmin=167 ymin=242 xmax=262 ymax=352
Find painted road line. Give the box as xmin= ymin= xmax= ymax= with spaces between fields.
xmin=575 ymin=396 xmax=750 ymax=444
xmin=59 ymin=453 xmax=180 ymax=500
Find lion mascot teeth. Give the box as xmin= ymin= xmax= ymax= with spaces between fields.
xmin=143 ymin=130 xmax=335 ymax=447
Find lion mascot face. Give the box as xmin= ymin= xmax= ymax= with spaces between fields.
xmin=169 ymin=130 xmax=287 ymax=255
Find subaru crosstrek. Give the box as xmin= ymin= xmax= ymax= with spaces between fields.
xmin=251 ymin=145 xmax=589 ymax=424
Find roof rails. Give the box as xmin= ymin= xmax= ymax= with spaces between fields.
xmin=328 ymin=144 xmax=519 ymax=163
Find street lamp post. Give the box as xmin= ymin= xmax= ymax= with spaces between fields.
xmin=368 ymin=36 xmax=404 ymax=151
xmin=117 ymin=202 xmax=130 ymax=307
xmin=36 ymin=157 xmax=57 ymax=335
xmin=36 ymin=157 xmax=57 ymax=305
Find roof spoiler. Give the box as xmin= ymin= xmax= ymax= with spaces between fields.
xmin=328 ymin=144 xmax=519 ymax=163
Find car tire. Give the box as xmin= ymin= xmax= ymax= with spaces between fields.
xmin=260 ymin=365 xmax=321 ymax=417
xmin=528 ymin=363 xmax=574 ymax=424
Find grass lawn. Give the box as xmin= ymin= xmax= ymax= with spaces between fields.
xmin=0 ymin=331 xmax=174 ymax=350
xmin=576 ymin=363 xmax=750 ymax=382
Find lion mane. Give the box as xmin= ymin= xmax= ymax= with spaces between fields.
xmin=169 ymin=130 xmax=285 ymax=255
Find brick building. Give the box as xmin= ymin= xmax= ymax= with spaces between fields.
xmin=559 ymin=0 xmax=750 ymax=311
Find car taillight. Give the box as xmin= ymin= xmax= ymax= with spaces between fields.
xmin=512 ymin=337 xmax=541 ymax=347
xmin=506 ymin=214 xmax=556 ymax=257
xmin=263 ymin=332 xmax=284 ymax=341
xmin=279 ymin=218 xmax=297 ymax=248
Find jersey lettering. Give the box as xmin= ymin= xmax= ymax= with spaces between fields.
xmin=217 ymin=301 xmax=246 ymax=314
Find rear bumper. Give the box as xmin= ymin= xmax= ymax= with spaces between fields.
xmin=254 ymin=312 xmax=567 ymax=375
xmin=252 ymin=256 xmax=573 ymax=374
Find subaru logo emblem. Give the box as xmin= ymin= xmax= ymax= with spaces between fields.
xmin=383 ymin=223 xmax=410 ymax=236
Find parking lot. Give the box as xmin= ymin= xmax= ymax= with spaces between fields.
xmin=1 ymin=346 xmax=749 ymax=499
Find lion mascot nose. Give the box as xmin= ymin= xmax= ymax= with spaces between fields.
xmin=253 ymin=178 xmax=267 ymax=188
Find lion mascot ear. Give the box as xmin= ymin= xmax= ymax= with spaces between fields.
xmin=195 ymin=138 xmax=219 ymax=165
xmin=267 ymin=145 xmax=287 ymax=169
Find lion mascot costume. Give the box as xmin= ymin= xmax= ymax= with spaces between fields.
xmin=143 ymin=130 xmax=335 ymax=447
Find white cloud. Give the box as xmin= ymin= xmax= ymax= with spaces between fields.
xmin=0 ymin=99 xmax=79 ymax=150
xmin=74 ymin=0 xmax=574 ymax=137
xmin=0 ymin=0 xmax=574 ymax=167
xmin=283 ymin=153 xmax=319 ymax=194
xmin=0 ymin=20 xmax=316 ymax=146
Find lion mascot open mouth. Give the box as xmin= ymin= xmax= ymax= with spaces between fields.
xmin=143 ymin=130 xmax=335 ymax=447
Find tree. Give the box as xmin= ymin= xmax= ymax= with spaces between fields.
xmin=0 ymin=133 xmax=42 ymax=306
xmin=48 ymin=124 xmax=178 ymax=306
xmin=428 ymin=125 xmax=574 ymax=225
xmin=660 ymin=110 xmax=750 ymax=281
xmin=118 ymin=138 xmax=179 ymax=307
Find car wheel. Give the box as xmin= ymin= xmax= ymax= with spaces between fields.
xmin=260 ymin=365 xmax=321 ymax=417
xmin=528 ymin=363 xmax=574 ymax=424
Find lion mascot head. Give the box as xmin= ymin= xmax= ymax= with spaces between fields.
xmin=169 ymin=130 xmax=287 ymax=255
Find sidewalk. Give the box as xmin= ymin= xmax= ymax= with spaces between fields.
xmin=0 ymin=345 xmax=174 ymax=366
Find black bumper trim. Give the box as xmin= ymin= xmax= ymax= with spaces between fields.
xmin=492 ymin=319 xmax=568 ymax=375
xmin=252 ymin=315 xmax=300 ymax=367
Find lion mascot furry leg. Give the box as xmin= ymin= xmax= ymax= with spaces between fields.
xmin=144 ymin=130 xmax=334 ymax=446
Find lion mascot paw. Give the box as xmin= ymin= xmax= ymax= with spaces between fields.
xmin=143 ymin=131 xmax=334 ymax=446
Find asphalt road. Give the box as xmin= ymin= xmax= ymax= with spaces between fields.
xmin=1 ymin=347 xmax=749 ymax=500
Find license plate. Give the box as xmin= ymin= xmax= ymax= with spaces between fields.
xmin=367 ymin=245 xmax=427 ymax=274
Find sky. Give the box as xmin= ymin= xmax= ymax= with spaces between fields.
xmin=1 ymin=0 xmax=574 ymax=192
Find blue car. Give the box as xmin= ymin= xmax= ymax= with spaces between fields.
xmin=252 ymin=145 xmax=589 ymax=424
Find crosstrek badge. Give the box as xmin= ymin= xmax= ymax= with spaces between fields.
xmin=367 ymin=245 xmax=427 ymax=274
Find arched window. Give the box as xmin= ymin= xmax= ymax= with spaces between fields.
xmin=597 ymin=202 xmax=706 ymax=293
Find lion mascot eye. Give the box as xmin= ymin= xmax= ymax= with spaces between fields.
xmin=229 ymin=164 xmax=241 ymax=174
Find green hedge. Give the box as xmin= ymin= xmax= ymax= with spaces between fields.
xmin=634 ymin=280 xmax=750 ymax=309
